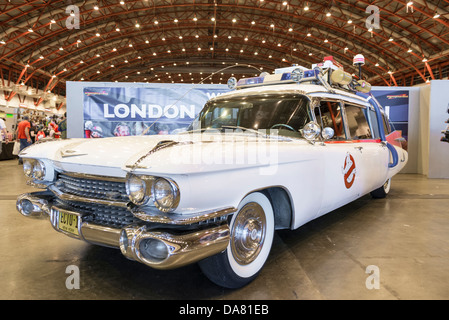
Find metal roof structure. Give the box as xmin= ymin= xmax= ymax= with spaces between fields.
xmin=0 ymin=0 xmax=448 ymax=108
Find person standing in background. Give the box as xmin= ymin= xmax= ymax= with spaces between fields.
xmin=0 ymin=117 xmax=9 ymax=155
xmin=59 ymin=112 xmax=67 ymax=139
xmin=16 ymin=115 xmax=32 ymax=164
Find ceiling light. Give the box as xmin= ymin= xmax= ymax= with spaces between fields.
xmin=309 ymin=53 xmax=313 ymax=56
xmin=39 ymin=55 xmax=44 ymax=59
xmin=388 ymin=37 xmax=394 ymax=42
xmin=50 ymin=19 xmax=56 ymax=24
xmin=120 ymin=1 xmax=125 ymax=4
xmin=174 ymin=19 xmax=178 ymax=23
xmin=270 ymin=24 xmax=275 ymax=28
xmin=288 ymin=27 xmax=293 ymax=32
xmin=326 ymin=12 xmax=331 ymax=17
xmin=135 ymin=23 xmax=140 ymax=28
xmin=153 ymin=52 xmax=157 ymax=56
xmin=251 ymin=21 xmax=256 ymax=25
xmin=116 ymin=28 xmax=120 ymax=32
xmin=433 ymin=13 xmax=440 ymax=19
xmin=129 ymin=44 xmax=133 ymax=47
xmin=94 ymin=5 xmax=99 ymax=10
xmin=0 ymin=40 xmax=5 ymax=45
xmin=113 ymin=48 xmax=117 ymax=51
xmin=124 ymin=60 xmax=128 ymax=63
xmin=407 ymin=48 xmax=412 ymax=53
xmin=59 ymin=47 xmax=64 ymax=50
xmin=348 ymin=20 xmax=353 ymax=24
xmin=307 ymin=33 xmax=311 ymax=36
xmin=324 ymin=39 xmax=329 ymax=43
xmin=145 ymin=40 xmax=149 ymax=43
xmin=232 ymin=18 xmax=237 ymax=23
xmin=96 ymin=33 xmax=100 ymax=36
xmin=304 ymin=6 xmax=309 ymax=11
xmin=154 ymin=20 xmax=158 ymax=25
xmin=193 ymin=17 xmax=198 ymax=21
xmin=28 ymin=28 xmax=33 ymax=32
xmin=211 ymin=17 xmax=215 ymax=22
xmin=422 ymin=58 xmax=428 ymax=62
xmin=283 ymin=1 xmax=288 ymax=5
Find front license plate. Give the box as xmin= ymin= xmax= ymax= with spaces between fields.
xmin=58 ymin=210 xmax=79 ymax=236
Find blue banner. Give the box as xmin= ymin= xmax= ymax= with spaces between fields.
xmin=83 ymin=85 xmax=229 ymax=138
xmin=371 ymin=90 xmax=409 ymax=141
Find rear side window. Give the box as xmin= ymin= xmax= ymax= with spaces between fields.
xmin=344 ymin=104 xmax=373 ymax=140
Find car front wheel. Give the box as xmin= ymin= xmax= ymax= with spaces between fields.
xmin=198 ymin=192 xmax=275 ymax=288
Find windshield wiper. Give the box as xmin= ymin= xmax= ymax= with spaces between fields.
xmin=220 ymin=125 xmax=292 ymax=141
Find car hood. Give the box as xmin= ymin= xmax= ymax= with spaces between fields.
xmin=20 ymin=133 xmax=309 ymax=177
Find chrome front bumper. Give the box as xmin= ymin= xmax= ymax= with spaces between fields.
xmin=16 ymin=192 xmax=231 ymax=270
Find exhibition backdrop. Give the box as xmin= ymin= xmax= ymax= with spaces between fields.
xmin=66 ymin=81 xmax=228 ymax=139
xmin=427 ymin=80 xmax=449 ymax=178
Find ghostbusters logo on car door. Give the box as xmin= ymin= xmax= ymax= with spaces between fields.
xmin=343 ymin=153 xmax=356 ymax=189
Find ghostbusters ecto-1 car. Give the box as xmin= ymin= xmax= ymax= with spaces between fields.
xmin=16 ymin=57 xmax=407 ymax=288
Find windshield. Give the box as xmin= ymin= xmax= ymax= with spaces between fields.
xmin=188 ymin=94 xmax=311 ymax=138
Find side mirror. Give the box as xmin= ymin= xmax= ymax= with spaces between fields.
xmin=301 ymin=122 xmax=321 ymax=141
xmin=322 ymin=127 xmax=335 ymax=140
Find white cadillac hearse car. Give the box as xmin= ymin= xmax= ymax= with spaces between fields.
xmin=16 ymin=57 xmax=407 ymax=288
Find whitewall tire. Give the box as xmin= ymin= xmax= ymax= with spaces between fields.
xmin=198 ymin=192 xmax=275 ymax=288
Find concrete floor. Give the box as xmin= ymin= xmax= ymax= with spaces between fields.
xmin=1 ymin=158 xmax=448 ymax=300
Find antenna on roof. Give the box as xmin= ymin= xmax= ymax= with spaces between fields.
xmin=353 ymin=54 xmax=365 ymax=79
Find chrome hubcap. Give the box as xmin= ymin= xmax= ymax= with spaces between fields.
xmin=230 ymin=202 xmax=266 ymax=266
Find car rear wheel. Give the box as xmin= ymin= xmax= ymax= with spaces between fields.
xmin=198 ymin=192 xmax=275 ymax=288
xmin=370 ymin=178 xmax=391 ymax=198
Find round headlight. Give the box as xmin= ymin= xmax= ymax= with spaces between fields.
xmin=32 ymin=160 xmax=46 ymax=180
xmin=152 ymin=178 xmax=180 ymax=212
xmin=126 ymin=174 xmax=148 ymax=205
xmin=23 ymin=159 xmax=34 ymax=177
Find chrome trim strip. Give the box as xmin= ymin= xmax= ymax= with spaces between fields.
xmin=131 ymin=206 xmax=236 ymax=225
xmin=58 ymin=171 xmax=126 ymax=183
xmin=81 ymin=222 xmax=122 ymax=248
xmin=48 ymin=184 xmax=129 ymax=208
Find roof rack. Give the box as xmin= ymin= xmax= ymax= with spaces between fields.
xmin=227 ymin=55 xmax=372 ymax=95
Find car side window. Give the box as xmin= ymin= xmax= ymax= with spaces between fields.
xmin=382 ymin=113 xmax=392 ymax=135
xmin=344 ymin=104 xmax=373 ymax=140
xmin=314 ymin=100 xmax=346 ymax=140
xmin=367 ymin=107 xmax=381 ymax=139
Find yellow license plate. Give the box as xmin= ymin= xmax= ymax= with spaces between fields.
xmin=58 ymin=211 xmax=79 ymax=236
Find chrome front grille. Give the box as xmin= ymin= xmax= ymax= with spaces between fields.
xmin=56 ymin=199 xmax=140 ymax=228
xmin=57 ymin=173 xmax=128 ymax=202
